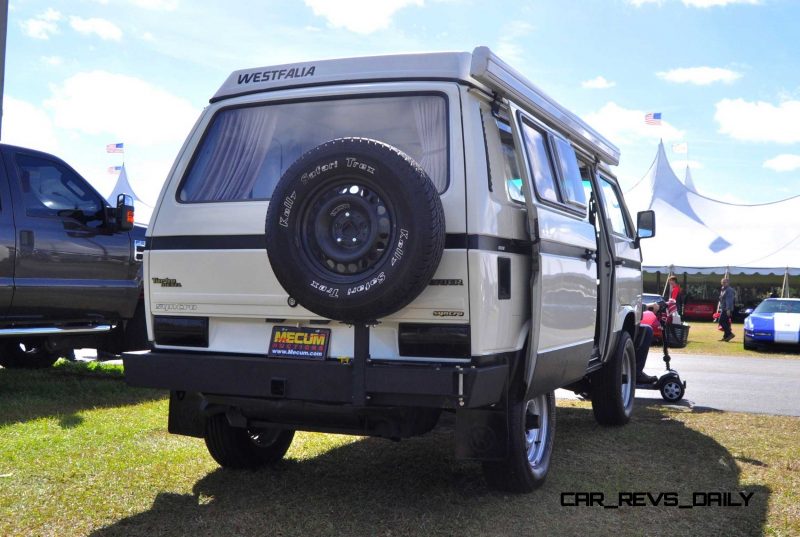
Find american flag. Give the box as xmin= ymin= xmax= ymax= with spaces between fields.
xmin=645 ymin=112 xmax=662 ymax=126
xmin=106 ymin=143 xmax=124 ymax=153
xmin=108 ymin=165 xmax=122 ymax=174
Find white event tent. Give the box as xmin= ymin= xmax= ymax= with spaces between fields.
xmin=626 ymin=141 xmax=800 ymax=282
xmin=106 ymin=165 xmax=151 ymax=224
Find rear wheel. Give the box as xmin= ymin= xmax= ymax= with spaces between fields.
xmin=590 ymin=332 xmax=636 ymax=425
xmin=204 ymin=414 xmax=294 ymax=469
xmin=0 ymin=340 xmax=61 ymax=369
xmin=483 ymin=391 xmax=556 ymax=492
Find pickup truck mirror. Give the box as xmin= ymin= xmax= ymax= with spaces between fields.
xmin=115 ymin=194 xmax=135 ymax=231
xmin=634 ymin=210 xmax=656 ymax=248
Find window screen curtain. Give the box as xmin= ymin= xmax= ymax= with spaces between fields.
xmin=413 ymin=98 xmax=447 ymax=192
xmin=192 ymin=107 xmax=277 ymax=201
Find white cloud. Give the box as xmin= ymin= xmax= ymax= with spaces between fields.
xmin=69 ymin=16 xmax=123 ymax=41
xmin=657 ymin=66 xmax=742 ymax=85
xmin=683 ymin=0 xmax=760 ymax=7
xmin=582 ymin=76 xmax=615 ymax=89
xmin=763 ymin=154 xmax=800 ymax=172
xmin=44 ymin=71 xmax=200 ymax=147
xmin=303 ymin=0 xmax=423 ymax=34
xmin=495 ymin=21 xmax=534 ymax=68
xmin=41 ymin=56 xmax=64 ymax=66
xmin=2 ymin=96 xmax=61 ymax=154
xmin=20 ymin=8 xmax=62 ymax=40
xmin=628 ymin=0 xmax=759 ymax=6
xmin=131 ymin=0 xmax=180 ymax=10
xmin=584 ymin=102 xmax=685 ymax=145
xmin=715 ymin=98 xmax=800 ymax=143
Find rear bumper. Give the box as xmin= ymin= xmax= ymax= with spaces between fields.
xmin=122 ymin=350 xmax=509 ymax=409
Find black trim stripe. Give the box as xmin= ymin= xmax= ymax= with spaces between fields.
xmin=617 ymin=258 xmax=642 ymax=270
xmin=148 ymin=233 xmax=535 ymax=255
xmin=538 ymin=239 xmax=593 ymax=260
xmin=145 ymin=234 xmax=641 ymax=269
xmin=444 ymin=234 xmax=533 ymax=256
xmin=148 ymin=235 xmax=265 ymax=250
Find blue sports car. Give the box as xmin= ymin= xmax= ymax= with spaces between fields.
xmin=743 ymin=298 xmax=800 ymax=350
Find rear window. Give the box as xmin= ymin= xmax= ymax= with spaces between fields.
xmin=179 ymin=94 xmax=448 ymax=202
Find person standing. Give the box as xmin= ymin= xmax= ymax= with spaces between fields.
xmin=717 ymin=277 xmax=736 ymax=342
xmin=668 ymin=275 xmax=681 ymax=301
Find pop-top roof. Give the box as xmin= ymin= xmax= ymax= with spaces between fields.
xmin=212 ymin=51 xmax=474 ymax=102
xmin=212 ymin=46 xmax=620 ymax=166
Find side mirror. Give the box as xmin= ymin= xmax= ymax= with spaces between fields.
xmin=634 ymin=210 xmax=655 ymax=248
xmin=116 ymin=194 xmax=135 ymax=231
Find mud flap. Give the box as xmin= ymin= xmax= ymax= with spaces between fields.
xmin=168 ymin=391 xmax=205 ymax=438
xmin=455 ymin=408 xmax=509 ymax=461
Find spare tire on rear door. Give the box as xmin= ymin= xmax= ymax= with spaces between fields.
xmin=265 ymin=137 xmax=445 ymax=322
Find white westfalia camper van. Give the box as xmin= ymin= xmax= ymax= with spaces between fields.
xmin=124 ymin=46 xmax=655 ymax=492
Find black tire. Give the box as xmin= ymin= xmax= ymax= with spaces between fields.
xmin=483 ymin=391 xmax=556 ymax=493
xmin=204 ymin=414 xmax=294 ymax=469
xmin=590 ymin=332 xmax=636 ymax=426
xmin=0 ymin=340 xmax=61 ymax=369
xmin=265 ymin=138 xmax=445 ymax=322
xmin=660 ymin=378 xmax=685 ymax=402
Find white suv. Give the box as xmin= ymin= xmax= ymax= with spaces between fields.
xmin=125 ymin=47 xmax=655 ymax=492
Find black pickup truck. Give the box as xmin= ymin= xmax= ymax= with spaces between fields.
xmin=0 ymin=143 xmax=148 ymax=368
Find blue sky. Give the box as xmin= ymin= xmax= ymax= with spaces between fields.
xmin=4 ymin=0 xmax=800 ymax=218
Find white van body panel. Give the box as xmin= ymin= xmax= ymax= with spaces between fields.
xmin=142 ymin=46 xmax=641 ymax=379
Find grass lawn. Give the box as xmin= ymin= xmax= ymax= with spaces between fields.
xmin=664 ymin=320 xmax=799 ymax=358
xmin=1 ymin=361 xmax=798 ymax=536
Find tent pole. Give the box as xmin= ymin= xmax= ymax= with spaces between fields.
xmin=782 ymin=267 xmax=789 ymax=298
xmin=662 ymin=265 xmax=674 ymax=297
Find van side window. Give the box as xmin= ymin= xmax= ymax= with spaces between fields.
xmin=552 ymin=137 xmax=587 ymax=209
xmin=598 ymin=176 xmax=632 ymax=238
xmin=519 ymin=120 xmax=559 ymax=204
xmin=15 ymin=154 xmax=104 ymax=227
xmin=496 ymin=119 xmax=525 ymax=203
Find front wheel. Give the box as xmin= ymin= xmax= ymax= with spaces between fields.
xmin=482 ymin=391 xmax=556 ymax=493
xmin=590 ymin=332 xmax=636 ymax=426
xmin=660 ymin=378 xmax=685 ymax=402
xmin=204 ymin=414 xmax=295 ymax=469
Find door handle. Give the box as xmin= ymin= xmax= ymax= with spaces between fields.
xmin=20 ymin=230 xmax=34 ymax=254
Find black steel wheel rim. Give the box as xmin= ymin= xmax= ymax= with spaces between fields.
xmin=299 ymin=180 xmax=394 ymax=278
